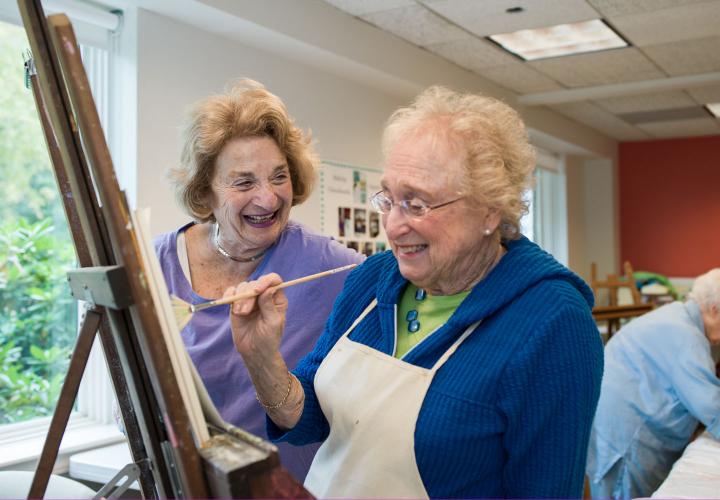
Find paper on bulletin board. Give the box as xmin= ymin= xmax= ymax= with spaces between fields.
xmin=320 ymin=160 xmax=388 ymax=257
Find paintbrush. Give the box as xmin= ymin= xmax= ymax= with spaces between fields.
xmin=171 ymin=263 xmax=358 ymax=329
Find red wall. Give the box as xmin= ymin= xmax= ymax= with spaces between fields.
xmin=619 ymin=135 xmax=720 ymax=277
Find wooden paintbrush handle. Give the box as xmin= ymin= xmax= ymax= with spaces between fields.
xmin=193 ymin=263 xmax=358 ymax=312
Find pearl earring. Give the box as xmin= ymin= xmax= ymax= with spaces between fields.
xmin=484 ymin=228 xmax=491 ymax=235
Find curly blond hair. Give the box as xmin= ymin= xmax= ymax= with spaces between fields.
xmin=170 ymin=79 xmax=318 ymax=222
xmin=383 ymin=86 xmax=536 ymax=240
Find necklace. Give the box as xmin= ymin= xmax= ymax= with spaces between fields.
xmin=213 ymin=223 xmax=266 ymax=263
xmin=405 ymin=287 xmax=427 ymax=333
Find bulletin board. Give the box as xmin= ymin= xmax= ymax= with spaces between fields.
xmin=320 ymin=160 xmax=388 ymax=257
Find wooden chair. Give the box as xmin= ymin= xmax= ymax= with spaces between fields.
xmin=590 ymin=261 xmax=653 ymax=339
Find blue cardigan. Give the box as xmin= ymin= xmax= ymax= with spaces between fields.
xmin=269 ymin=236 xmax=604 ymax=498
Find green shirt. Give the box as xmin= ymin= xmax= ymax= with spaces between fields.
xmin=395 ymin=283 xmax=470 ymax=358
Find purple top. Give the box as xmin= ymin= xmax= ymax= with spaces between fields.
xmin=154 ymin=220 xmax=364 ymax=481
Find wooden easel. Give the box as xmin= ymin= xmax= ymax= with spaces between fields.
xmin=18 ymin=1 xmax=310 ymax=497
xmin=590 ymin=261 xmax=652 ymax=338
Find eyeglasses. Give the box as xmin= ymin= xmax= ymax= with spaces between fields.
xmin=370 ymin=190 xmax=464 ymax=218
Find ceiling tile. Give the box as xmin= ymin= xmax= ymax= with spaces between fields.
xmin=419 ymin=0 xmax=599 ymax=36
xmin=587 ymin=0 xmax=707 ymax=18
xmin=687 ymin=85 xmax=720 ymax=104
xmin=643 ymin=37 xmax=720 ymax=76
xmin=594 ymin=91 xmax=697 ymax=113
xmin=608 ymin=2 xmax=720 ymax=47
xmin=425 ymin=36 xmax=518 ymax=70
xmin=636 ymin=117 xmax=720 ymax=138
xmin=550 ymin=102 xmax=651 ymax=140
xmin=361 ymin=4 xmax=467 ymax=46
xmin=529 ymin=47 xmax=664 ymax=87
xmin=480 ymin=64 xmax=565 ymax=94
xmin=323 ymin=0 xmax=417 ymax=17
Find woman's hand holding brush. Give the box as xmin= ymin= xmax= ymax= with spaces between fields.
xmin=228 ymin=273 xmax=287 ymax=362
xmin=228 ymin=273 xmax=304 ymax=430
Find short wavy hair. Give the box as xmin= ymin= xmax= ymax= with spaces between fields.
xmin=689 ymin=268 xmax=720 ymax=309
xmin=170 ymin=79 xmax=318 ymax=222
xmin=382 ymin=86 xmax=536 ymax=240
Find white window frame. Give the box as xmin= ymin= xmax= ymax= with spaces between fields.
xmin=0 ymin=0 xmax=125 ymax=471
xmin=520 ymin=187 xmax=534 ymax=241
xmin=528 ymin=148 xmax=569 ymax=265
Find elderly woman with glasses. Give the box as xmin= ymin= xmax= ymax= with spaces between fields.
xmin=228 ymin=86 xmax=603 ymax=498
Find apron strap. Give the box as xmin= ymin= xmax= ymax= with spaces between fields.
xmin=429 ymin=320 xmax=482 ymax=373
xmin=341 ymin=299 xmax=480 ymax=373
xmin=340 ymin=299 xmax=378 ymax=339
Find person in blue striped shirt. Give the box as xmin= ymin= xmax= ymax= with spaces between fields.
xmin=587 ymin=268 xmax=720 ymax=499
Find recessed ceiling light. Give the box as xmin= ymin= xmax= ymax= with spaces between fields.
xmin=488 ymin=19 xmax=628 ymax=61
xmin=706 ymin=103 xmax=720 ymax=117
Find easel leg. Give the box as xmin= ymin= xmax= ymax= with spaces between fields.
xmin=28 ymin=308 xmax=102 ymax=500
xmin=98 ymin=317 xmax=158 ymax=498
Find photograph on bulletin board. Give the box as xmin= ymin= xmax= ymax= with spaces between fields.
xmin=338 ymin=207 xmax=352 ymax=237
xmin=362 ymin=242 xmax=374 ymax=257
xmin=353 ymin=170 xmax=367 ymax=204
xmin=354 ymin=208 xmax=367 ymax=236
xmin=369 ymin=212 xmax=380 ymax=238
xmin=320 ymin=161 xmax=388 ymax=257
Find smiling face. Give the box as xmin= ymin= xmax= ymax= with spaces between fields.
xmin=381 ymin=127 xmax=500 ymax=295
xmin=209 ymin=135 xmax=293 ymax=256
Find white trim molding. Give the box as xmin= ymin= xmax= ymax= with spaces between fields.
xmin=519 ymin=72 xmax=720 ymax=106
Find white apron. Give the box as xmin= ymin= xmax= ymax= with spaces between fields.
xmin=304 ymin=299 xmax=480 ymax=499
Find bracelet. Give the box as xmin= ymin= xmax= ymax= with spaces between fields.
xmin=256 ymin=371 xmax=294 ymax=410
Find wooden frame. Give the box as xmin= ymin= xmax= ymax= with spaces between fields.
xmin=590 ymin=261 xmax=652 ymax=338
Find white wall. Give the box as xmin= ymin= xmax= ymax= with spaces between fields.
xmin=566 ymin=156 xmax=588 ymax=278
xmin=566 ymin=156 xmax=618 ymax=280
xmin=583 ymin=158 xmax=619 ymax=277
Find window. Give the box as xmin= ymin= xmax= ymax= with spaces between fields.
xmin=520 ymin=187 xmax=534 ymax=241
xmin=0 ymin=16 xmax=78 ymax=427
xmin=0 ymin=1 xmax=123 ymax=469
xmin=524 ymin=148 xmax=568 ymax=265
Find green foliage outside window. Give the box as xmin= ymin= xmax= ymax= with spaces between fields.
xmin=0 ymin=21 xmax=76 ymax=424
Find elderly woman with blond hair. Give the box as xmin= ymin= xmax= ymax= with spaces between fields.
xmin=153 ymin=79 xmax=363 ymax=481
xmin=229 ymin=86 xmax=603 ymax=498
